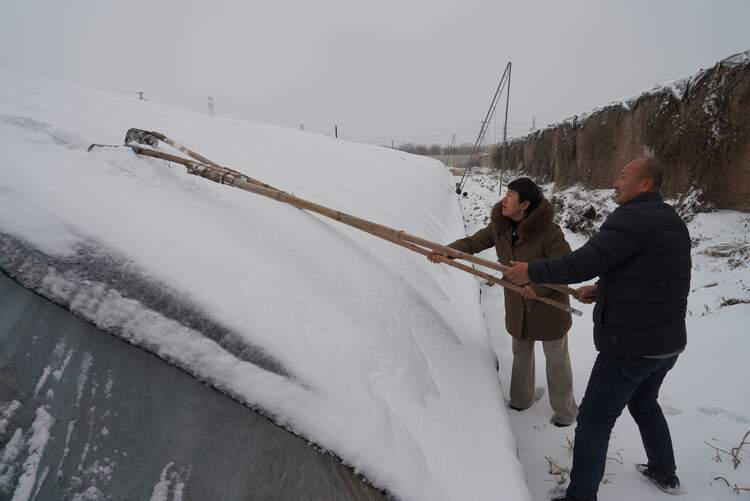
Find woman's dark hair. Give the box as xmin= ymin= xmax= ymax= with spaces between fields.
xmin=507 ymin=177 xmax=543 ymax=214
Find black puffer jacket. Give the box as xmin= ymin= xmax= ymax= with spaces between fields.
xmin=528 ymin=192 xmax=691 ymax=357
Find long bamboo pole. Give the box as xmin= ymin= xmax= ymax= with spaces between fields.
xmin=134 ymin=130 xmax=576 ymax=298
xmin=131 ymin=130 xmax=282 ymax=192
xmin=346 ymin=218 xmax=581 ymax=315
xmin=395 ymin=231 xmax=575 ymax=296
xmin=128 ymin=145 xmax=582 ymax=317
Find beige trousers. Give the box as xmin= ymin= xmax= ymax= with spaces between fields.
xmin=510 ymin=335 xmax=578 ymax=425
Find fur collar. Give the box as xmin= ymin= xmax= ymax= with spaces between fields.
xmin=491 ymin=198 xmax=554 ymax=241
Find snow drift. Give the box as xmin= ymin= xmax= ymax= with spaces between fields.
xmin=0 ymin=71 xmax=530 ymax=501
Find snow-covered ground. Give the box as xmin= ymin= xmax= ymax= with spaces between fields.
xmin=0 ymin=71 xmax=531 ymax=500
xmin=459 ymin=173 xmax=750 ymax=501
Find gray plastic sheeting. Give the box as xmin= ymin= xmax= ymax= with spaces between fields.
xmin=0 ymin=272 xmax=389 ymax=501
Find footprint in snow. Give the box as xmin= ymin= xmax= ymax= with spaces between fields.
xmin=697 ymin=406 xmax=750 ymax=424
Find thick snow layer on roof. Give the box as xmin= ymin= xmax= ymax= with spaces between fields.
xmin=0 ymin=71 xmax=530 ymax=501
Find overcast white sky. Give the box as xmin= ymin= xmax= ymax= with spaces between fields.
xmin=1 ymin=0 xmax=748 ymax=146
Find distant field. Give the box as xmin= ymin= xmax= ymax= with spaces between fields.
xmin=429 ymin=153 xmax=473 ymax=167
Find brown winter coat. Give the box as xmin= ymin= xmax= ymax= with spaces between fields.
xmin=448 ymin=199 xmax=572 ymax=341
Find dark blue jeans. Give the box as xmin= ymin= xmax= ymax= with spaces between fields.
xmin=566 ymin=352 xmax=678 ymax=501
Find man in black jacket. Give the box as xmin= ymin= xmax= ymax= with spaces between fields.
xmin=504 ymin=158 xmax=691 ymax=501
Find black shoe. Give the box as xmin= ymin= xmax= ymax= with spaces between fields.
xmin=550 ymin=496 xmax=573 ymax=501
xmin=635 ymin=463 xmax=682 ymax=494
xmin=508 ymin=404 xmax=526 ymax=412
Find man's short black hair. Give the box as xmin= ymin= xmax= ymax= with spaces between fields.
xmin=507 ymin=177 xmax=543 ymax=213
xmin=640 ymin=158 xmax=664 ymax=190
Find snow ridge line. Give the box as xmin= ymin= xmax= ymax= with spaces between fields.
xmin=0 ymin=237 xmax=297 ymax=396
xmin=0 ymin=233 xmax=288 ymax=377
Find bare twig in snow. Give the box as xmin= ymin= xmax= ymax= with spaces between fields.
xmin=606 ymin=449 xmax=624 ymax=465
xmin=562 ymin=437 xmax=574 ymax=456
xmin=545 ymin=456 xmax=570 ymax=486
xmin=706 ymin=430 xmax=750 ymax=469
xmin=730 ymin=430 xmax=750 ymax=469
xmin=601 ymin=473 xmax=616 ymax=485
xmin=714 ymin=476 xmax=750 ymax=494
xmin=705 ymin=441 xmax=733 ymax=463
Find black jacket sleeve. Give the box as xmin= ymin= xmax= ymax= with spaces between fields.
xmin=528 ymin=208 xmax=641 ymax=285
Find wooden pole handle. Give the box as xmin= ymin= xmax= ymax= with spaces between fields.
xmin=136 ymin=131 xmax=575 ymax=297
xmin=127 ymin=145 xmax=583 ymax=317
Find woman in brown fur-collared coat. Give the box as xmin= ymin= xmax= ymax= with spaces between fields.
xmin=429 ymin=177 xmax=578 ymax=426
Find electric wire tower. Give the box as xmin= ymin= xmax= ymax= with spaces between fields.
xmin=455 ymin=61 xmax=512 ymax=195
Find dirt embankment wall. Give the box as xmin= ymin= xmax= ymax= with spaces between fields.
xmin=494 ymin=52 xmax=750 ymax=211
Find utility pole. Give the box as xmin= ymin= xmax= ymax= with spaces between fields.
xmin=494 ymin=113 xmax=497 ymax=144
xmin=502 ymin=62 xmax=512 ymax=145
xmin=335 ymin=125 xmax=338 ymax=138
xmin=450 ymin=133 xmax=456 ymax=168
xmin=391 ymin=139 xmax=394 ymax=149
xmin=499 ymin=62 xmax=512 ymax=195
xmin=456 ymin=61 xmax=512 ymax=194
